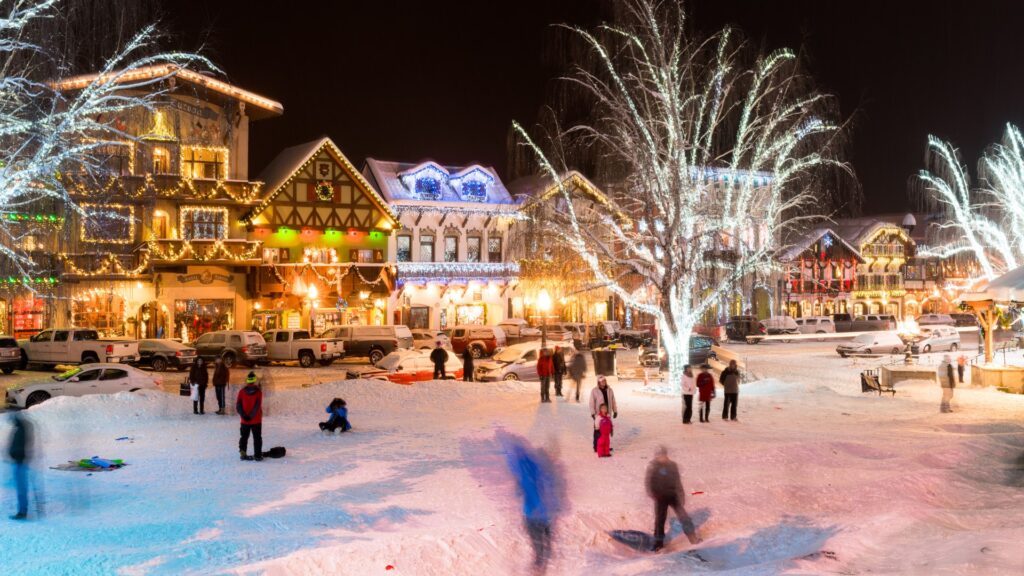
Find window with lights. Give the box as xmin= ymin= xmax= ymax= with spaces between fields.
xmin=397 ymin=235 xmax=412 ymax=262
xmin=82 ymin=204 xmax=134 ymax=243
xmin=444 ymin=236 xmax=458 ymax=262
xmin=181 ymin=207 xmax=228 ymax=240
xmin=419 ymin=234 xmax=435 ymax=262
xmin=460 ymin=180 xmax=487 ymax=202
xmin=487 ymin=237 xmax=502 ymax=262
xmin=182 ymin=146 xmax=228 ymax=180
xmin=415 ymin=177 xmax=442 ymax=201
xmin=466 ymin=236 xmax=481 ymax=262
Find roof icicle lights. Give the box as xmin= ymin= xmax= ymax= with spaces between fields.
xmin=448 ymin=165 xmax=493 ymax=202
xmin=398 ymin=162 xmax=447 ymax=201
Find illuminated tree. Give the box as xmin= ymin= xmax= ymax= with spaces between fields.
xmin=514 ymin=0 xmax=847 ymax=391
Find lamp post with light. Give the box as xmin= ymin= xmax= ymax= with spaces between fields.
xmin=537 ymin=288 xmax=552 ymax=349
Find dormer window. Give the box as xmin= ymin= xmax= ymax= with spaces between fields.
xmin=415 ymin=177 xmax=442 ymax=201
xmin=448 ymin=165 xmax=493 ymax=202
xmin=461 ymin=180 xmax=487 ymax=202
xmin=398 ymin=162 xmax=449 ymax=201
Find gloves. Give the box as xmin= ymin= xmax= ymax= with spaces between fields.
xmin=613 ymin=412 xmax=618 ymax=419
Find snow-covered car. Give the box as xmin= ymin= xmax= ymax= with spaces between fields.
xmin=916 ymin=314 xmax=956 ymax=326
xmin=344 ymin=349 xmax=463 ymax=384
xmin=836 ymin=331 xmax=906 ymax=357
xmin=5 ymin=363 xmax=161 ymax=408
xmin=474 ymin=342 xmax=575 ymax=382
xmin=760 ymin=316 xmax=800 ymax=336
xmin=638 ymin=335 xmax=717 ymax=368
xmin=411 ymin=329 xmax=451 ymax=350
xmin=909 ymin=326 xmax=961 ymax=354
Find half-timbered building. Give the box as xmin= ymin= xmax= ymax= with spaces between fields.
xmin=780 ymin=228 xmax=864 ymax=317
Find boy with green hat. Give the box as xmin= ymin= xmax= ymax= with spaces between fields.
xmin=237 ymin=372 xmax=263 ymax=461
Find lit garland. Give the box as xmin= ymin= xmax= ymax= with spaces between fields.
xmin=267 ymin=262 xmax=392 ymax=293
xmin=315 ymin=180 xmax=334 ymax=201
xmin=448 ymin=165 xmax=494 ymax=202
xmin=395 ymin=262 xmax=519 ymax=276
xmin=179 ymin=206 xmax=229 ymax=240
xmin=0 ymin=276 xmax=58 ymax=286
xmin=148 ymin=239 xmax=262 ymax=262
xmin=62 ymin=173 xmax=263 ymax=203
xmin=80 ymin=203 xmax=135 ymax=244
xmin=3 ymin=212 xmax=65 ymax=225
xmin=391 ymin=204 xmax=528 ymax=220
xmin=60 ymin=251 xmax=151 ymax=277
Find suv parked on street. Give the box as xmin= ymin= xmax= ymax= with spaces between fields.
xmin=137 ymin=339 xmax=197 ymax=372
xmin=450 ymin=325 xmax=507 ymax=359
xmin=192 ymin=330 xmax=268 ymax=368
xmin=0 ymin=336 xmax=20 ymax=374
xmin=318 ymin=325 xmax=414 ymax=364
xmin=795 ymin=316 xmax=836 ymax=336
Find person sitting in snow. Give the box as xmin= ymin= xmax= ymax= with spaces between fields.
xmin=696 ymin=365 xmax=715 ymax=423
xmin=320 ymin=398 xmax=352 ymax=433
xmin=595 ymin=403 xmax=613 ymax=457
xmin=237 ymin=372 xmax=263 ymax=461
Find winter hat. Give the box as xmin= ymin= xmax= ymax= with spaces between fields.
xmin=246 ymin=372 xmax=257 ymax=384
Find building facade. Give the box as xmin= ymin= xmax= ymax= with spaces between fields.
xmin=780 ymin=228 xmax=864 ymax=317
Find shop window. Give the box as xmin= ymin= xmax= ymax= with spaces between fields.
xmin=181 ymin=146 xmax=228 ymax=180
xmin=467 ymin=236 xmax=481 ymax=263
xmin=397 ymin=235 xmax=412 ymax=262
xmin=174 ymin=299 xmax=233 ymax=342
xmin=82 ymin=204 xmax=134 ymax=244
xmin=419 ymin=234 xmax=435 ymax=262
xmin=456 ymin=304 xmax=486 ymax=325
xmin=12 ymin=296 xmax=45 ymax=339
xmin=487 ymin=237 xmax=502 ymax=262
xmin=181 ymin=207 xmax=228 ymax=240
xmin=407 ymin=306 xmax=430 ymax=329
xmin=73 ymin=293 xmax=126 ymax=336
xmin=444 ymin=236 xmax=458 ymax=262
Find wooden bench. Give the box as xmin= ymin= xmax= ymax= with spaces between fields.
xmin=861 ymin=370 xmax=895 ymax=397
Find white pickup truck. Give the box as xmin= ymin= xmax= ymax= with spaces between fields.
xmin=19 ymin=328 xmax=139 ymax=367
xmin=262 ymin=329 xmax=344 ymax=367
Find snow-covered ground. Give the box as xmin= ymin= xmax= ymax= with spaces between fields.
xmin=1 ymin=343 xmax=1023 ymax=575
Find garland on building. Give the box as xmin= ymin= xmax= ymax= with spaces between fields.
xmin=315 ymin=181 xmax=334 ymax=201
xmin=61 ymin=173 xmax=263 ymax=203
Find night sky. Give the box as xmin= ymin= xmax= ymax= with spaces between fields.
xmin=172 ymin=0 xmax=1024 ymax=214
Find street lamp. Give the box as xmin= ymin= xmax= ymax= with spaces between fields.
xmin=537 ymin=288 xmax=552 ymax=349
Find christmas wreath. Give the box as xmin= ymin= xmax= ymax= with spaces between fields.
xmin=315 ymin=180 xmax=334 ymax=201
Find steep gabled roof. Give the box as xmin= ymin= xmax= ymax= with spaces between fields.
xmin=365 ymin=158 xmax=515 ymax=204
xmin=243 ymin=137 xmax=397 ymax=225
xmin=833 ymin=217 xmax=916 ymax=248
xmin=511 ymin=170 xmax=631 ymax=225
xmin=779 ymin=227 xmax=864 ymax=262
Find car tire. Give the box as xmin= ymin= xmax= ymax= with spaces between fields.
xmin=864 ymin=348 xmax=872 ymax=355
xmin=923 ymin=345 xmax=931 ymax=354
xmin=82 ymin=352 xmax=99 ymax=364
xmin=950 ymin=343 xmax=958 ymax=352
xmin=152 ymin=357 xmax=168 ymax=372
xmin=891 ymin=347 xmax=901 ymax=354
xmin=503 ymin=373 xmax=519 ymax=381
xmin=1 ymin=365 xmax=13 ymax=375
xmin=838 ymin=351 xmax=847 ymax=358
xmin=222 ymin=354 xmax=235 ymax=369
xmin=25 ymin=391 xmax=49 ymax=408
xmin=470 ymin=345 xmax=484 ymax=359
xmin=299 ymin=352 xmax=315 ymax=368
xmin=368 ymin=349 xmax=385 ymax=365
xmin=319 ymin=359 xmax=334 ymax=367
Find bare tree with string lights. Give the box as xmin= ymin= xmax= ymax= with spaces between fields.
xmin=513 ymin=0 xmax=850 ymax=392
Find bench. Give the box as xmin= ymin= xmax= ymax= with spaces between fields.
xmin=861 ymin=370 xmax=895 ymax=397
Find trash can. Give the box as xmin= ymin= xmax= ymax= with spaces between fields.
xmin=591 ymin=349 xmax=617 ymax=377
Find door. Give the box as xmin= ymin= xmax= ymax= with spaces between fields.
xmin=98 ymin=367 xmax=131 ymax=393
xmin=267 ymin=331 xmax=290 ymax=359
xmin=28 ymin=330 xmax=54 ymax=362
xmin=515 ymin=349 xmax=539 ymax=381
xmin=67 ymin=368 xmax=103 ymax=397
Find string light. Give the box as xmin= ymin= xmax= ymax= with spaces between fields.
xmin=148 ymin=239 xmax=262 ymax=262
xmin=60 ymin=251 xmax=151 ymax=277
xmin=3 ymin=212 xmax=64 ymax=225
xmin=180 ymin=145 xmax=230 ymax=180
xmin=63 ymin=173 xmax=263 ymax=203
xmin=80 ymin=203 xmax=135 ymax=244
xmin=179 ymin=206 xmax=229 ymax=240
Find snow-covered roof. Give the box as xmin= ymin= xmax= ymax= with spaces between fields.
xmin=963 ymin=266 xmax=1024 ymax=303
xmin=832 ymin=218 xmax=916 ymax=248
xmin=509 ymin=170 xmax=631 ymax=225
xmin=779 ymin=228 xmax=864 ymax=262
xmin=364 ymin=158 xmax=516 ymax=206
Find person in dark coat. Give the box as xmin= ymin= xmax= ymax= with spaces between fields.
xmin=189 ymin=357 xmax=209 ymax=414
xmin=7 ymin=412 xmax=34 ymax=520
xmin=462 ymin=346 xmax=475 ymax=382
xmin=568 ymin=351 xmax=587 ymax=402
xmin=719 ymin=359 xmax=741 ymax=421
xmin=212 ymin=356 xmax=230 ymax=415
xmin=237 ymin=372 xmax=263 ymax=461
xmin=645 ymin=446 xmax=700 ymax=551
xmin=551 ymin=346 xmax=566 ymax=398
xmin=430 ymin=342 xmax=449 ymax=380
xmin=320 ymin=398 xmax=352 ymax=432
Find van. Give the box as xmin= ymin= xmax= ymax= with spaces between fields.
xmin=318 ymin=325 xmax=414 ymax=364
xmin=836 ymin=331 xmax=905 ymax=357
xmin=910 ymin=326 xmax=961 ymax=354
xmin=795 ymin=316 xmax=836 ymax=335
xmin=917 ymin=314 xmax=955 ymax=326
xmin=450 ymin=325 xmax=507 ymax=358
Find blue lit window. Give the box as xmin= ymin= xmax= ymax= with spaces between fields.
xmin=415 ymin=177 xmax=442 ymax=200
xmin=461 ymin=180 xmax=487 ymax=202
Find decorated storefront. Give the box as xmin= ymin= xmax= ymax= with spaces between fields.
xmin=780 ymin=229 xmax=863 ymax=318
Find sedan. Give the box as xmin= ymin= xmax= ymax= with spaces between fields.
xmin=137 ymin=339 xmax=197 ymax=372
xmin=345 ymin=349 xmax=463 ymax=384
xmin=474 ymin=343 xmax=576 ymax=382
xmin=6 ymin=363 xmax=162 ymax=408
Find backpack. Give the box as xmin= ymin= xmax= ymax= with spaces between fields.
xmin=261 ymin=446 xmax=286 ymax=459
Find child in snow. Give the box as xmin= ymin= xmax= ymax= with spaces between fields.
xmin=696 ymin=364 xmax=715 ymax=423
xmin=320 ymin=398 xmax=352 ymax=433
xmin=596 ymin=403 xmax=613 ymax=457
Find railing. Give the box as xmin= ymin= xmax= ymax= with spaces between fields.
xmin=61 ymin=251 xmax=148 ymax=278
xmin=149 ymin=238 xmax=263 ymax=265
xmin=68 ymin=174 xmax=263 ymax=203
xmin=395 ymin=261 xmax=520 ymax=283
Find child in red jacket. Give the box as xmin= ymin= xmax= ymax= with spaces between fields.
xmin=696 ymin=365 xmax=716 ymax=423
xmin=596 ymin=403 xmax=613 ymax=457
xmin=237 ymin=372 xmax=264 ymax=461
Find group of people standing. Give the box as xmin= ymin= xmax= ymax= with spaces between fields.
xmin=187 ymin=357 xmax=231 ymax=415
xmin=430 ymin=342 xmax=476 ymax=382
xmin=680 ymin=360 xmax=742 ymax=424
xmin=537 ymin=348 xmax=588 ymax=403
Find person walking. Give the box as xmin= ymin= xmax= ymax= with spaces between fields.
xmin=589 ymin=376 xmax=618 ymax=451
xmin=595 ymin=403 xmax=613 ymax=457
xmin=681 ymin=364 xmax=696 ymax=424
xmin=568 ymin=350 xmax=587 ymax=402
xmin=189 ymin=357 xmax=209 ymax=415
xmin=696 ymin=365 xmax=715 ymax=423
xmin=720 ymin=359 xmax=741 ymax=421
xmin=462 ymin=346 xmax=475 ymax=382
xmin=645 ymin=446 xmax=701 ymax=551
xmin=237 ymin=372 xmax=263 ymax=461
xmin=957 ymin=354 xmax=967 ymax=384
xmin=430 ymin=342 xmax=449 ymax=380
xmin=505 ymin=440 xmax=558 ymax=574
xmin=7 ymin=412 xmax=34 ymax=520
xmin=212 ymin=356 xmax=230 ymax=415
xmin=551 ymin=346 xmax=566 ymax=398
xmin=939 ymin=354 xmax=956 ymax=413
xmin=537 ymin=348 xmax=554 ymax=403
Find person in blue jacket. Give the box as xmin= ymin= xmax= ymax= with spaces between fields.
xmin=319 ymin=398 xmax=351 ymax=433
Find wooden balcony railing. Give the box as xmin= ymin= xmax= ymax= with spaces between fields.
xmin=149 ymin=238 xmax=263 ymax=266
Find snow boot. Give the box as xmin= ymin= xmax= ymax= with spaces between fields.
xmin=240 ymin=451 xmax=253 ymax=461
xmin=319 ymin=422 xmax=326 ymax=432
xmin=254 ymin=454 xmax=263 ymax=462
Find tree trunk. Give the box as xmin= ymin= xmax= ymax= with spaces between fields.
xmin=660 ymin=318 xmax=694 ymax=395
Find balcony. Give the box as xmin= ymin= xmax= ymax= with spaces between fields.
xmin=395 ymin=261 xmax=520 ymax=286
xmin=68 ymin=174 xmax=263 ymax=204
xmin=256 ymin=263 xmax=394 ymax=295
xmin=61 ymin=251 xmax=149 ymax=279
xmin=149 ymin=238 xmax=263 ymax=266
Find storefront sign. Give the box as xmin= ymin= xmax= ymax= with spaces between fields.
xmin=176 ymin=271 xmax=234 ymax=285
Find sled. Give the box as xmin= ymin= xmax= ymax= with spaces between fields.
xmin=51 ymin=457 xmax=126 ymax=472
xmin=608 ymin=529 xmax=707 ymax=559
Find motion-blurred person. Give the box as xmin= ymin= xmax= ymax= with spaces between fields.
xmin=8 ymin=412 xmax=36 ymax=520
xmin=212 ymin=356 xmax=230 ymax=415
xmin=551 ymin=346 xmax=566 ymax=398
xmin=568 ymin=350 xmax=587 ymax=402
xmin=939 ymin=355 xmax=956 ymax=413
xmin=645 ymin=446 xmax=700 ymax=551
xmin=956 ymin=353 xmax=967 ymax=384
xmin=501 ymin=436 xmax=562 ymax=574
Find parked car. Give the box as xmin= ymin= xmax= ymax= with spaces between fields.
xmin=0 ymin=335 xmax=20 ymax=374
xmin=795 ymin=316 xmax=836 ymax=337
xmin=19 ymin=328 xmax=139 ymax=368
xmin=474 ymin=342 xmax=575 ymax=382
xmin=5 ymin=363 xmax=161 ymax=408
xmin=318 ymin=325 xmax=414 ymax=364
xmin=450 ymin=325 xmax=507 ymax=359
xmin=263 ymin=329 xmax=344 ymax=367
xmin=496 ymin=319 xmax=541 ymax=340
xmin=547 ymin=323 xmax=585 ymax=348
xmin=836 ymin=331 xmax=906 ymax=357
xmin=192 ymin=330 xmax=268 ymax=368
xmin=760 ymin=316 xmax=799 ymax=336
xmin=345 ymin=349 xmax=462 ymax=384
xmin=411 ymin=329 xmax=451 ymax=350
xmin=725 ymin=315 xmax=766 ymax=341
xmin=831 ymin=314 xmax=897 ymax=332
xmin=617 ymin=328 xmax=653 ymax=348
xmin=910 ymin=326 xmax=961 ymax=354
xmin=917 ymin=314 xmax=956 ymax=326
xmin=950 ymin=313 xmax=979 ymax=327
xmin=137 ymin=339 xmax=196 ymax=372
xmin=638 ymin=335 xmax=717 ymax=369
